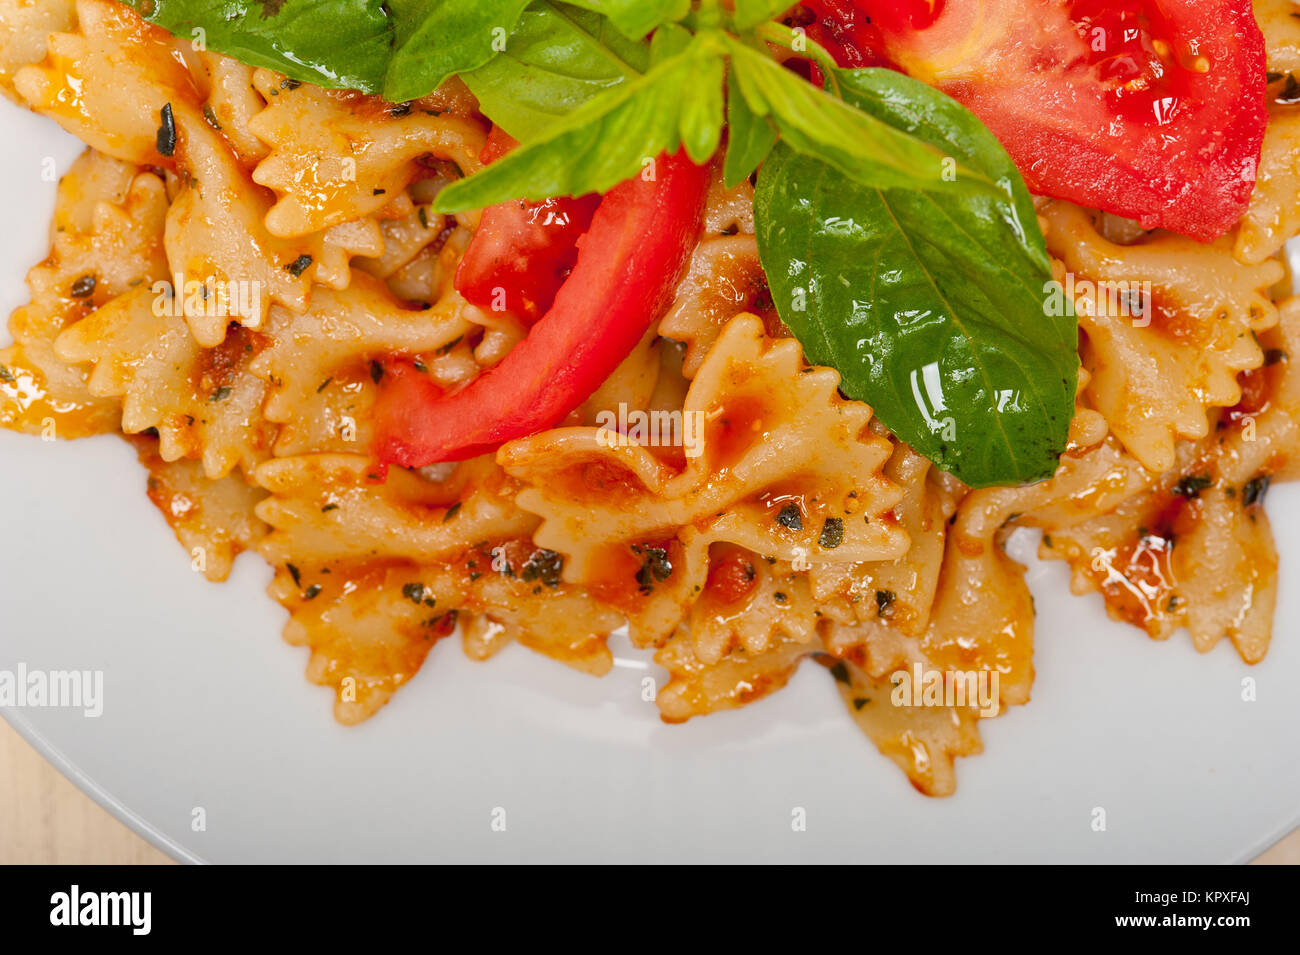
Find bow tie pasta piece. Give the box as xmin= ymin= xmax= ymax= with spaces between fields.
xmin=254 ymin=454 xmax=536 ymax=568
xmin=13 ymin=0 xmax=198 ymax=164
xmin=1236 ymin=0 xmax=1300 ymax=261
xmin=55 ymin=285 xmax=276 ymax=479
xmin=656 ymin=625 xmax=983 ymax=797
xmin=128 ymin=436 xmax=267 ymax=583
xmin=163 ymin=119 xmax=382 ymax=345
xmin=661 ymin=232 xmax=773 ymax=380
xmin=246 ymin=69 xmax=485 ymax=239
xmin=500 ymin=313 xmax=909 ymax=648
xmin=271 ymin=555 xmax=622 ymax=723
xmin=270 ymin=560 xmax=452 ymax=724
xmin=255 ymin=455 xmax=622 ymax=717
xmin=1256 ymin=0 xmax=1300 ymax=74
xmin=1039 ymin=304 xmax=1300 ymax=663
xmin=355 ymin=201 xmax=468 ymax=288
xmin=864 ymin=420 xmax=1157 ymax=711
xmin=0 ymin=0 xmax=74 ymax=102
xmin=656 ymin=626 xmax=812 ymax=724
xmin=1042 ymin=201 xmax=1282 ymax=474
xmin=684 ymin=548 xmax=822 ymax=665
xmin=660 ymin=172 xmax=772 ymax=379
xmin=830 ymin=657 xmax=984 ymax=798
xmin=812 ymin=439 xmax=963 ymax=639
xmin=2 ymin=151 xmax=167 ymax=439
xmin=194 ymin=53 xmax=270 ymax=166
xmin=1235 ymin=107 xmax=1300 ymax=265
xmin=251 ymin=273 xmax=475 ymax=458
xmin=10 ymin=1 xmax=388 ymax=341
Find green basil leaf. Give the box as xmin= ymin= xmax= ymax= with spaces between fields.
xmin=122 ymin=0 xmax=392 ymax=93
xmin=649 ymin=21 xmax=693 ymax=62
xmin=383 ymin=0 xmax=531 ymax=102
xmin=460 ymin=1 xmax=651 ymax=140
xmin=754 ymin=69 xmax=1074 ymax=488
xmin=658 ymin=26 xmax=724 ymax=161
xmin=731 ymin=0 xmax=794 ymax=31
xmin=435 ymin=34 xmax=723 ymax=213
xmin=725 ymin=38 xmax=997 ymax=198
xmin=723 ymin=69 xmax=777 ymax=187
xmin=560 ymin=0 xmax=691 ymax=40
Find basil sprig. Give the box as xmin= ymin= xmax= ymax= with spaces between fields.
xmin=435 ymin=25 xmax=724 ymax=211
xmin=755 ymin=69 xmax=1075 ymax=488
xmin=558 ymin=0 xmax=692 ymax=40
xmin=122 ymin=1 xmax=393 ymax=93
xmin=458 ymin=3 xmax=652 ymax=140
xmin=384 ymin=0 xmax=532 ymax=102
xmin=117 ymin=0 xmax=1077 ymax=488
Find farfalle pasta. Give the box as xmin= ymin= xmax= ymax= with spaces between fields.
xmin=1 ymin=0 xmax=1298 ymax=797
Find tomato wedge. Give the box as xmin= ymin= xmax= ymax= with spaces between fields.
xmin=375 ymin=151 xmax=710 ymax=467
xmin=454 ymin=127 xmax=601 ymax=324
xmin=804 ymin=0 xmax=1267 ymax=240
xmin=801 ymin=0 xmax=890 ymax=72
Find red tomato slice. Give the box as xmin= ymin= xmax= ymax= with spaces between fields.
xmin=801 ymin=0 xmax=890 ymax=70
xmin=375 ymin=151 xmax=710 ymax=467
xmin=453 ymin=127 xmax=601 ymax=324
xmin=805 ymin=0 xmax=1267 ymax=240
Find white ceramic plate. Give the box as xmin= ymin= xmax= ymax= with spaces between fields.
xmin=2 ymin=104 xmax=1298 ymax=864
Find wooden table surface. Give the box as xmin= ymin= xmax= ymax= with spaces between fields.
xmin=1 ymin=717 xmax=1295 ymax=864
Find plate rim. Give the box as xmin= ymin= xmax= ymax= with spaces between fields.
xmin=3 ymin=707 xmax=195 ymax=864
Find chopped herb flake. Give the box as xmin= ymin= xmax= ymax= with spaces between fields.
xmin=776 ymin=503 xmax=803 ymax=531
xmin=1278 ymin=74 xmax=1300 ymax=105
xmin=521 ymin=548 xmax=564 ymax=588
xmin=875 ymin=589 xmax=897 ymax=618
xmin=818 ymin=517 xmax=844 ymax=549
xmin=1172 ymin=473 xmax=1212 ymax=498
xmin=634 ymin=545 xmax=673 ymax=592
xmin=422 ymin=608 xmax=459 ymax=636
xmin=156 ymin=103 xmax=176 ymax=156
xmin=1242 ymin=475 xmax=1271 ymax=508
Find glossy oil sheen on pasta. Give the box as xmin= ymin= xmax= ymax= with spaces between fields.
xmin=1 ymin=0 xmax=1298 ymax=795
